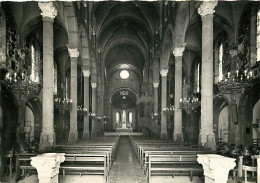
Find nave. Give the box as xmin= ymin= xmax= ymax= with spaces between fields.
xmin=2 ymin=135 xmax=247 ymax=183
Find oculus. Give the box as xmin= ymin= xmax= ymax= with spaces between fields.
xmin=120 ymin=70 xmax=129 ymax=79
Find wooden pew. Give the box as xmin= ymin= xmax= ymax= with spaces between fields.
xmin=61 ymin=153 xmax=107 ymax=182
xmin=16 ymin=153 xmax=108 ymax=182
xmin=148 ymin=154 xmax=203 ymax=182
xmin=143 ymin=150 xmax=215 ymax=175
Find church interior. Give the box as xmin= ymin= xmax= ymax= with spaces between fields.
xmin=0 ymin=1 xmax=260 ymax=183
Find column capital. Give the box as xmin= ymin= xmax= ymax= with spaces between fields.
xmin=91 ymin=83 xmax=97 ymax=88
xmin=153 ymin=82 xmax=159 ymax=88
xmin=31 ymin=153 xmax=65 ymax=179
xmin=173 ymin=46 xmax=186 ymax=57
xmin=82 ymin=70 xmax=91 ymax=77
xmin=198 ymin=1 xmax=218 ymax=17
xmin=68 ymin=48 xmax=79 ymax=58
xmin=197 ymin=154 xmax=236 ymax=182
xmin=160 ymin=69 xmax=168 ymax=77
xmin=38 ymin=2 xmax=57 ymax=19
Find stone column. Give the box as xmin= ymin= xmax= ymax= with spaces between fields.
xmin=173 ymin=46 xmax=185 ymax=142
xmin=254 ymin=155 xmax=260 ymax=183
xmin=31 ymin=153 xmax=65 ymax=183
xmin=198 ymin=1 xmax=218 ymax=150
xmin=197 ymin=154 xmax=236 ymax=183
xmin=82 ymin=70 xmax=90 ymax=138
xmin=91 ymin=82 xmax=97 ymax=137
xmin=38 ymin=2 xmax=57 ymax=150
xmin=68 ymin=48 xmax=79 ymax=142
xmin=153 ymin=82 xmax=159 ymax=115
xmin=160 ymin=69 xmax=168 ymax=139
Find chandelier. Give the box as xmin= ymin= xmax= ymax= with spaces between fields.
xmin=77 ymin=105 xmax=88 ymax=115
xmin=54 ymin=97 xmax=72 ymax=111
xmin=180 ymin=97 xmax=200 ymax=113
xmin=218 ymin=70 xmax=253 ymax=94
xmin=151 ymin=112 xmax=160 ymax=120
xmin=162 ymin=105 xmax=175 ymax=116
xmin=5 ymin=72 xmax=41 ymax=95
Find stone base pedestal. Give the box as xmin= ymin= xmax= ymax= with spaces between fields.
xmin=199 ymin=132 xmax=216 ymax=151
xmin=173 ymin=132 xmax=183 ymax=142
xmin=197 ymin=154 xmax=236 ymax=183
xmin=161 ymin=131 xmax=168 ymax=139
xmin=39 ymin=131 xmax=55 ymax=151
xmin=68 ymin=131 xmax=78 ymax=142
xmin=31 ymin=153 xmax=65 ymax=183
xmin=204 ymin=134 xmax=217 ymax=151
xmin=82 ymin=131 xmax=90 ymax=139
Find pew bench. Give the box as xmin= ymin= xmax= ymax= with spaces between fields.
xmin=148 ymin=154 xmax=203 ymax=182
xmin=16 ymin=153 xmax=108 ymax=182
xmin=60 ymin=153 xmax=107 ymax=182
xmin=143 ymin=151 xmax=215 ymax=175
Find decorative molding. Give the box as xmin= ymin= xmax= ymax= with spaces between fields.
xmin=160 ymin=69 xmax=168 ymax=77
xmin=38 ymin=2 xmax=57 ymax=19
xmin=68 ymin=48 xmax=79 ymax=58
xmin=82 ymin=70 xmax=91 ymax=77
xmin=198 ymin=1 xmax=218 ymax=17
xmin=173 ymin=46 xmax=186 ymax=57
xmin=91 ymin=83 xmax=97 ymax=88
xmin=153 ymin=82 xmax=159 ymax=88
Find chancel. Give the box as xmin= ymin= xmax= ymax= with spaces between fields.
xmin=0 ymin=1 xmax=260 ymax=183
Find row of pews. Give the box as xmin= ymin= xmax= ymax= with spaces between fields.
xmin=129 ymin=136 xmax=216 ymax=182
xmin=15 ymin=136 xmax=120 ymax=182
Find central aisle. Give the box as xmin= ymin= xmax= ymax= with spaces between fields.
xmin=107 ymin=136 xmax=148 ymax=183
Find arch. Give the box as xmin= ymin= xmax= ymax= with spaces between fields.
xmin=161 ymin=23 xmax=174 ymax=67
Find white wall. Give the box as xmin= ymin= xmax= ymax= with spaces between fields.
xmin=218 ymin=106 xmax=229 ymax=143
xmin=253 ymin=100 xmax=260 ymax=140
xmin=25 ymin=106 xmax=34 ymax=141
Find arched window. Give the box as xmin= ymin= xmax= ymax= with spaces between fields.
xmin=65 ymin=76 xmax=69 ymax=99
xmin=30 ymin=41 xmax=40 ymax=83
xmin=53 ymin=62 xmax=57 ymax=95
xmin=193 ymin=61 xmax=200 ymax=93
xmin=219 ymin=43 xmax=223 ymax=81
xmin=116 ymin=112 xmax=120 ymax=123
xmin=129 ymin=112 xmax=133 ymax=123
xmin=257 ymin=8 xmax=260 ymax=62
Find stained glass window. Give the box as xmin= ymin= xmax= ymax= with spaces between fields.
xmin=219 ymin=44 xmax=223 ymax=81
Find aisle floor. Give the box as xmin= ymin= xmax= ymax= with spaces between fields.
xmin=107 ymin=136 xmax=148 ymax=183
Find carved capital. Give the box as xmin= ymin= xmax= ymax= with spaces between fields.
xmin=198 ymin=1 xmax=218 ymax=17
xmin=68 ymin=48 xmax=79 ymax=58
xmin=31 ymin=153 xmax=65 ymax=178
xmin=197 ymin=154 xmax=236 ymax=182
xmin=160 ymin=69 xmax=168 ymax=77
xmin=173 ymin=46 xmax=186 ymax=57
xmin=82 ymin=70 xmax=91 ymax=77
xmin=153 ymin=82 xmax=159 ymax=88
xmin=91 ymin=83 xmax=97 ymax=88
xmin=38 ymin=2 xmax=57 ymax=19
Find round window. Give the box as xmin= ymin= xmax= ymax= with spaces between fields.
xmin=120 ymin=70 xmax=129 ymax=79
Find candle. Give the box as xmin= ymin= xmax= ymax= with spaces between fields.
xmin=22 ymin=73 xmax=24 ymax=80
xmin=236 ymin=70 xmax=239 ymax=77
xmin=244 ymin=70 xmax=247 ymax=75
xmin=228 ymin=72 xmax=230 ymax=78
xmin=14 ymin=72 xmax=17 ymax=79
xmin=250 ymin=71 xmax=253 ymax=77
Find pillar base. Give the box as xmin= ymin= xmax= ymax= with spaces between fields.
xmin=173 ymin=132 xmax=183 ymax=142
xmin=161 ymin=131 xmax=168 ymax=139
xmin=82 ymin=131 xmax=90 ymax=139
xmin=68 ymin=131 xmax=78 ymax=142
xmin=199 ymin=132 xmax=216 ymax=151
xmin=39 ymin=131 xmax=55 ymax=151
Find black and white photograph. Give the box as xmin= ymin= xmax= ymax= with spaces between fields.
xmin=0 ymin=1 xmax=259 ymax=183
